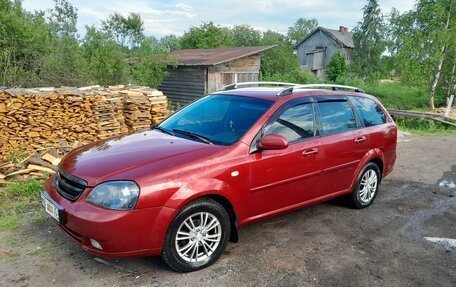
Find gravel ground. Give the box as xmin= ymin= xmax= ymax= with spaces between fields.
xmin=1 ymin=133 xmax=455 ymax=287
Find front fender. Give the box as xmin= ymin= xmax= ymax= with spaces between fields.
xmin=162 ymin=178 xmax=239 ymax=213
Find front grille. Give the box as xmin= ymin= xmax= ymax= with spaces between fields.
xmin=54 ymin=168 xmax=88 ymax=201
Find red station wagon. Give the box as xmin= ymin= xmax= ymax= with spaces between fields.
xmin=41 ymin=82 xmax=397 ymax=272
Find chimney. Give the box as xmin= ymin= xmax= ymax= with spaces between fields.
xmin=339 ymin=26 xmax=348 ymax=33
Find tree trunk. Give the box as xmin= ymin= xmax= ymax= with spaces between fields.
xmin=429 ymin=47 xmax=446 ymax=111
xmin=428 ymin=0 xmax=452 ymax=111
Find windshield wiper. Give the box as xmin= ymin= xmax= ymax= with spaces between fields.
xmin=172 ymin=129 xmax=212 ymax=144
xmin=154 ymin=126 xmax=174 ymax=135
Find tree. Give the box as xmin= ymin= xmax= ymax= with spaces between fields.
xmin=41 ymin=0 xmax=89 ymax=86
xmin=287 ymin=18 xmax=318 ymax=44
xmin=102 ymin=12 xmax=144 ymax=49
xmin=0 ymin=0 xmax=51 ymax=87
xmin=179 ymin=22 xmax=231 ymax=49
xmin=352 ymin=0 xmax=386 ymax=80
xmin=391 ymin=0 xmax=455 ymax=109
xmin=326 ymin=51 xmax=348 ymax=82
xmin=229 ymin=24 xmax=262 ymax=47
xmin=48 ymin=0 xmax=78 ymax=38
xmin=160 ymin=34 xmax=181 ymax=51
xmin=259 ymin=30 xmax=297 ymax=77
xmin=130 ymin=37 xmax=169 ymax=87
xmin=82 ymin=26 xmax=128 ymax=85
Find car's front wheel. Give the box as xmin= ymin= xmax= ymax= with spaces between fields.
xmin=162 ymin=197 xmax=230 ymax=272
xmin=349 ymin=162 xmax=381 ymax=209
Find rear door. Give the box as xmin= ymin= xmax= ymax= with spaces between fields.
xmin=316 ymin=97 xmax=370 ymax=196
xmin=248 ymin=98 xmax=322 ymax=216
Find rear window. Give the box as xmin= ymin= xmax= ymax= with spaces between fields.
xmin=350 ymin=96 xmax=387 ymax=127
xmin=317 ymin=101 xmax=356 ymax=135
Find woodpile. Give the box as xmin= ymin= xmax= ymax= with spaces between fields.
xmin=0 ymin=85 xmax=170 ymax=180
xmin=0 ymin=139 xmax=82 ymax=184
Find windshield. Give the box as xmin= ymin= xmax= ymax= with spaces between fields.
xmin=158 ymin=95 xmax=273 ymax=145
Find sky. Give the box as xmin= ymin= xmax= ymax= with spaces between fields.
xmin=22 ymin=0 xmax=416 ymax=39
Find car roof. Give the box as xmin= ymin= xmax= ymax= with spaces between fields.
xmin=212 ymin=87 xmax=372 ymax=102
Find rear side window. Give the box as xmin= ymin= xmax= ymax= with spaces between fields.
xmin=350 ymin=96 xmax=386 ymax=127
xmin=317 ymin=101 xmax=356 ymax=135
xmin=264 ymin=103 xmax=315 ymax=142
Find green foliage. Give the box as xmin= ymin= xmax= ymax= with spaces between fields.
xmin=262 ymin=67 xmax=320 ymax=84
xmin=259 ymin=30 xmax=297 ymax=77
xmin=160 ymin=34 xmax=181 ymax=51
xmin=0 ymin=0 xmax=51 ymax=87
xmin=287 ymin=17 xmax=318 ymax=44
xmin=48 ymin=0 xmax=78 ymax=38
xmin=389 ymin=0 xmax=455 ymax=109
xmin=395 ymin=118 xmax=456 ymax=136
xmin=102 ymin=12 xmax=144 ymax=49
xmin=230 ymin=24 xmax=262 ymax=47
xmin=352 ymin=0 xmax=386 ymax=80
xmin=82 ymin=26 xmax=128 ymax=85
xmin=130 ymin=37 xmax=169 ymax=87
xmin=180 ymin=22 xmax=231 ymax=49
xmin=326 ymin=51 xmax=348 ymax=82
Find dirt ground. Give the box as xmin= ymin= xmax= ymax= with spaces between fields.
xmin=1 ymin=133 xmax=455 ymax=287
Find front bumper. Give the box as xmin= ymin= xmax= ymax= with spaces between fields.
xmin=43 ymin=176 xmax=176 ymax=258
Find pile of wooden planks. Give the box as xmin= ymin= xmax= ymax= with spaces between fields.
xmin=0 ymin=85 xmax=169 ymax=162
xmin=0 ymin=140 xmax=82 ymax=184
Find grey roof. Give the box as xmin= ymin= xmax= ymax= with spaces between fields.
xmin=295 ymin=26 xmax=355 ymax=49
xmin=169 ymin=45 xmax=276 ymax=66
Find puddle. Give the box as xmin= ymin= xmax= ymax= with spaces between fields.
xmin=424 ymin=237 xmax=456 ymax=248
xmin=437 ymin=165 xmax=456 ymax=190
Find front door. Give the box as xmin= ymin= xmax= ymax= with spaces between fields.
xmin=248 ymin=99 xmax=322 ymax=217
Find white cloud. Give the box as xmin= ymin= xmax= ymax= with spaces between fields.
xmin=21 ymin=0 xmax=416 ymax=38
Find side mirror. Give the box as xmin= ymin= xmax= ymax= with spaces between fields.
xmin=259 ymin=134 xmax=288 ymax=150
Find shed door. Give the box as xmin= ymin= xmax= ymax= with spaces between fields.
xmin=312 ymin=51 xmax=324 ymax=71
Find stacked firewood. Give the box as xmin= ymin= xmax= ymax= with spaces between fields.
xmin=0 ymin=85 xmax=169 ymax=165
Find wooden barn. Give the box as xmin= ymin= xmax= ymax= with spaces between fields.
xmin=159 ymin=46 xmax=276 ymax=105
xmin=295 ymin=26 xmax=354 ymax=79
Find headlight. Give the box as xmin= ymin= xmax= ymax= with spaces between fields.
xmin=86 ymin=181 xmax=140 ymax=210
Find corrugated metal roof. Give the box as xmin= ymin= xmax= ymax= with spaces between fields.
xmin=169 ymin=45 xmax=276 ymax=66
xmin=295 ymin=27 xmax=354 ymax=49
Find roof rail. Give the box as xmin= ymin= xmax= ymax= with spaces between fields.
xmin=277 ymin=84 xmax=365 ymax=96
xmin=219 ymin=81 xmax=298 ymax=91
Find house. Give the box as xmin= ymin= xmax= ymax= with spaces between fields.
xmin=159 ymin=45 xmax=276 ymax=105
xmin=295 ymin=26 xmax=354 ymax=78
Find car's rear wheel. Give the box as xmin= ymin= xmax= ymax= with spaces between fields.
xmin=162 ymin=197 xmax=230 ymax=272
xmin=349 ymin=162 xmax=381 ymax=209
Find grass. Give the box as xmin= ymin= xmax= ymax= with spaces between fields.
xmin=0 ymin=179 xmax=45 ymax=232
xmin=395 ymin=117 xmax=456 ymax=136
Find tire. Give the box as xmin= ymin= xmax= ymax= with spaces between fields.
xmin=161 ymin=197 xmax=231 ymax=272
xmin=349 ymin=162 xmax=381 ymax=209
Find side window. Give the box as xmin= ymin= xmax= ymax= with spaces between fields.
xmin=317 ymin=101 xmax=356 ymax=135
xmin=264 ymin=103 xmax=315 ymax=142
xmin=350 ymin=96 xmax=387 ymax=127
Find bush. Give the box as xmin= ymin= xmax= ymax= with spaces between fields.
xmin=326 ymin=51 xmax=348 ymax=82
xmin=262 ymin=68 xmax=320 ymax=84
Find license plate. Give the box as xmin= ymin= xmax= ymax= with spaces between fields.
xmin=41 ymin=192 xmax=60 ymax=222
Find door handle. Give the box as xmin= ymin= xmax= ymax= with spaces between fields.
xmin=302 ymin=148 xmax=319 ymax=157
xmin=354 ymin=136 xmax=367 ymax=144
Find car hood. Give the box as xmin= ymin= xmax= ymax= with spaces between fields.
xmin=59 ymin=130 xmax=223 ymax=186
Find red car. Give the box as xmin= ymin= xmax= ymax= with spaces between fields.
xmin=41 ymin=83 xmax=397 ymax=272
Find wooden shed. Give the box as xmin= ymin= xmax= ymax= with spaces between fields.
xmin=158 ymin=46 xmax=276 ymax=105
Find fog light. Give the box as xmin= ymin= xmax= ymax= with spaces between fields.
xmin=90 ymin=238 xmax=103 ymax=250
